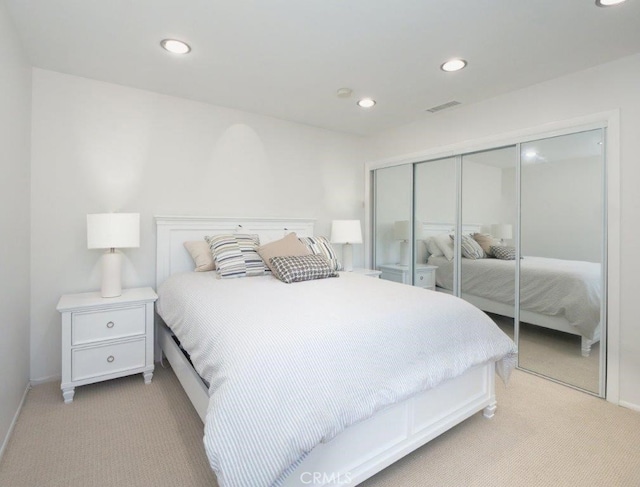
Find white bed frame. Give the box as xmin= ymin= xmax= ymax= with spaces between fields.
xmin=421 ymin=222 xmax=600 ymax=357
xmin=155 ymin=215 xmax=498 ymax=487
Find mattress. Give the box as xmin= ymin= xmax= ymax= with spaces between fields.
xmin=156 ymin=271 xmax=517 ymax=487
xmin=428 ymin=255 xmax=601 ymax=339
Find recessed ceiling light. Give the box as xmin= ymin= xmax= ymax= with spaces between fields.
xmin=160 ymin=39 xmax=191 ymax=54
xmin=357 ymin=98 xmax=376 ymax=108
xmin=595 ymin=0 xmax=626 ymax=6
xmin=440 ymin=59 xmax=467 ymax=72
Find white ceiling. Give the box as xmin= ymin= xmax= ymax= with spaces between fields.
xmin=6 ymin=0 xmax=640 ymax=135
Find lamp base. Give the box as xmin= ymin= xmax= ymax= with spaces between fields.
xmin=342 ymin=243 xmax=354 ymax=272
xmin=399 ymin=240 xmax=410 ymax=266
xmin=101 ymin=251 xmax=122 ymax=298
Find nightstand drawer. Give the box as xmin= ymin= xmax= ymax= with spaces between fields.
xmin=72 ymin=338 xmax=146 ymax=381
xmin=380 ymin=269 xmax=405 ymax=284
xmin=72 ymin=306 xmax=146 ymax=345
xmin=415 ymin=270 xmax=436 ymax=289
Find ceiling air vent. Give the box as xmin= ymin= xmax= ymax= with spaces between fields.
xmin=426 ymin=100 xmax=461 ymax=113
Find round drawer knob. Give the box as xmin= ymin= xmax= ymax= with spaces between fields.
xmin=106 ymin=321 xmax=115 ymax=329
xmin=420 ymin=276 xmax=424 ymax=280
xmin=107 ymin=355 xmax=115 ymax=363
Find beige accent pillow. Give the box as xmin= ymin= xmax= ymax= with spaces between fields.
xmin=472 ymin=233 xmax=502 ymax=257
xmin=184 ymin=240 xmax=215 ymax=272
xmin=257 ymin=232 xmax=311 ymax=273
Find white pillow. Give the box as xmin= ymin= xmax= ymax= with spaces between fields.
xmin=433 ymin=233 xmax=454 ymax=261
xmin=425 ymin=237 xmax=444 ymax=257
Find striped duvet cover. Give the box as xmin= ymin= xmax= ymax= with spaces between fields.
xmin=156 ymin=271 xmax=517 ymax=487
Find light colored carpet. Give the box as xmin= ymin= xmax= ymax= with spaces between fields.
xmin=0 ymin=365 xmax=216 ymax=487
xmin=1 ymin=365 xmax=639 ymax=487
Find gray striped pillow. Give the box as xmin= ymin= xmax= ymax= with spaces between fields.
xmin=298 ymin=236 xmax=342 ymax=272
xmin=270 ymin=254 xmax=338 ymax=284
xmin=205 ymin=234 xmax=267 ymax=278
xmin=451 ymin=234 xmax=485 ymax=259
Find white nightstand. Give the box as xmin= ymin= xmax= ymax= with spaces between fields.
xmin=378 ymin=264 xmax=438 ymax=290
xmin=57 ymin=287 xmax=158 ymax=404
xmin=349 ymin=268 xmax=382 ymax=278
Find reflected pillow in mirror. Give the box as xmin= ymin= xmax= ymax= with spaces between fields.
xmin=433 ymin=233 xmax=454 ymax=261
xmin=451 ymin=234 xmax=486 ymax=259
xmin=472 ymin=233 xmax=502 ymax=257
xmin=425 ymin=237 xmax=444 ymax=257
xmin=491 ymin=245 xmax=516 ymax=260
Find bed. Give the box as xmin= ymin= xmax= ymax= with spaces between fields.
xmin=422 ymin=225 xmax=602 ymax=357
xmin=154 ymin=216 xmax=517 ymax=487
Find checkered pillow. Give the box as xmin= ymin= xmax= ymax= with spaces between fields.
xmin=205 ymin=234 xmax=267 ymax=278
xmin=491 ymin=245 xmax=516 ymax=260
xmin=269 ymin=254 xmax=338 ymax=284
xmin=298 ymin=236 xmax=342 ymax=272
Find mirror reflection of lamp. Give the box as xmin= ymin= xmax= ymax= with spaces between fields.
xmin=491 ymin=223 xmax=513 ymax=245
xmin=394 ymin=220 xmax=424 ymax=266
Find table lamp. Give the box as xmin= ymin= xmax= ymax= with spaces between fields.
xmin=87 ymin=213 xmax=140 ymax=297
xmin=330 ymin=220 xmax=362 ymax=272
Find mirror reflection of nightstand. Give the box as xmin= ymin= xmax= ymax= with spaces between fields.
xmin=378 ymin=264 xmax=437 ymax=290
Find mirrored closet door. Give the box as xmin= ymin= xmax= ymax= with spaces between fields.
xmin=373 ymin=164 xmax=413 ymax=283
xmin=518 ymin=129 xmax=605 ymax=394
xmin=460 ymin=146 xmax=518 ymax=350
xmin=414 ymin=157 xmax=457 ymax=290
xmin=371 ymin=127 xmax=607 ymax=396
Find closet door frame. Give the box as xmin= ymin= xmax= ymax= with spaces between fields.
xmin=364 ymin=110 xmax=620 ymax=405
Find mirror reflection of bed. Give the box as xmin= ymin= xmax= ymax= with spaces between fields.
xmin=426 ymin=248 xmax=602 ymax=393
xmin=410 ymin=131 xmax=605 ymax=395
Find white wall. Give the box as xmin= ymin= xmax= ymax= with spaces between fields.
xmin=0 ymin=0 xmax=31 ymax=454
xmin=30 ymin=69 xmax=366 ymax=381
xmin=366 ymin=53 xmax=640 ymax=409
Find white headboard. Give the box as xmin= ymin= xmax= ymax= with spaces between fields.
xmin=421 ymin=222 xmax=484 ymax=237
xmin=155 ymin=216 xmax=315 ymax=287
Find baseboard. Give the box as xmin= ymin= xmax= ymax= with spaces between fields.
xmin=619 ymin=400 xmax=640 ymax=413
xmin=30 ymin=374 xmax=60 ymax=385
xmin=0 ymin=382 xmax=30 ymax=462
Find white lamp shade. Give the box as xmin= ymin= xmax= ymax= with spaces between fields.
xmin=394 ymin=220 xmax=410 ymax=241
xmin=87 ymin=213 xmax=140 ymax=249
xmin=491 ymin=223 xmax=513 ymax=240
xmin=394 ymin=220 xmax=424 ymax=241
xmin=330 ymin=220 xmax=362 ymax=244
